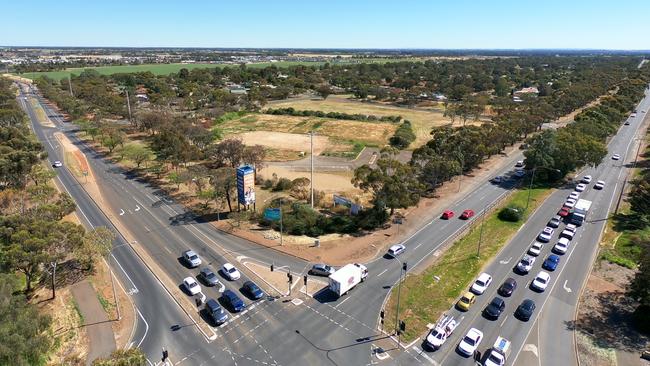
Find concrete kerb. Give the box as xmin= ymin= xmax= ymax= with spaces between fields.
xmin=53 ymin=135 xmax=218 ymax=342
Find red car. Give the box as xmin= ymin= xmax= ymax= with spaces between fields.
xmin=460 ymin=209 xmax=475 ymax=219
xmin=558 ymin=207 xmax=571 ymax=217
xmin=441 ymin=210 xmax=455 ymax=219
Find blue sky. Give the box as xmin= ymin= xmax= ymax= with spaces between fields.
xmin=2 ymin=0 xmax=649 ymax=49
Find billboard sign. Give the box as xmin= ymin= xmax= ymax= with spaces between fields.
xmin=237 ymin=165 xmax=256 ymax=205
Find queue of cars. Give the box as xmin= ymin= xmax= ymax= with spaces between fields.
xmin=180 ymin=249 xmax=265 ymax=326
xmin=447 ymin=174 xmax=599 ymax=361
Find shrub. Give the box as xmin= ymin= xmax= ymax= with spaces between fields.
xmin=273 ymin=178 xmax=293 ymax=191
xmin=498 ymin=205 xmax=524 ymax=222
xmin=389 ymin=120 xmax=416 ymax=149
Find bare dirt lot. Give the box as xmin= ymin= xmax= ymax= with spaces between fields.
xmin=238 ymin=131 xmax=333 ymax=155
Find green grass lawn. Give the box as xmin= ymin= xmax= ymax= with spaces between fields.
xmin=383 ymin=187 xmax=552 ymax=342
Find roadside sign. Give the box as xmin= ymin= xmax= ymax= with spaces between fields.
xmin=264 ymin=208 xmax=281 ymax=221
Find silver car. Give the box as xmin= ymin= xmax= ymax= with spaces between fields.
xmin=309 ymin=264 xmax=335 ymax=277
xmin=198 ymin=267 xmax=219 ymax=286
xmin=183 ymin=250 xmax=201 ymax=268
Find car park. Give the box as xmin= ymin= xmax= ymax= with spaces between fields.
xmin=198 ymin=267 xmax=219 ymax=286
xmin=594 ymin=180 xmax=605 ymax=190
xmin=569 ymin=191 xmax=580 ymax=200
xmin=456 ymin=292 xmax=476 ymax=311
xmin=553 ymin=237 xmax=570 ymax=254
xmin=52 ymin=160 xmax=63 ymax=168
xmin=531 ymin=271 xmax=551 ymax=292
xmin=498 ymin=278 xmax=517 ymax=297
xmin=537 ymin=227 xmax=554 ymax=242
xmin=515 ymin=299 xmax=536 ymax=321
xmin=441 ymin=210 xmax=455 ymax=219
xmin=543 ymin=254 xmax=560 ymax=271
xmin=182 ymin=250 xmax=201 ymax=268
xmin=516 ymin=255 xmax=535 ymax=274
xmin=205 ymin=298 xmax=228 ymax=325
xmin=575 ymin=183 xmax=587 ymax=192
xmin=560 ymin=229 xmax=575 ymax=240
xmin=528 ymin=242 xmax=544 ymax=256
xmin=612 ymin=154 xmax=621 ymax=160
xmin=460 ymin=209 xmax=475 ymax=219
xmin=221 ymin=289 xmax=246 ymax=312
xmin=484 ymin=297 xmax=506 ymax=320
xmin=183 ymin=277 xmax=201 ymax=295
xmin=222 ymin=263 xmax=241 ymax=281
xmin=471 ymin=273 xmax=492 ymax=295
xmin=581 ymin=175 xmax=592 ymax=184
xmin=242 ymin=281 xmax=264 ymax=300
xmin=387 ymin=244 xmax=406 ymax=258
xmin=558 ymin=207 xmax=571 ymax=217
xmin=547 ymin=215 xmax=561 ymax=228
xmin=457 ymin=328 xmax=483 ymax=356
xmin=309 ymin=263 xmax=335 ymax=276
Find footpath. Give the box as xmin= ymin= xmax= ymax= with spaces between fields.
xmin=70 ymin=280 xmax=116 ymax=365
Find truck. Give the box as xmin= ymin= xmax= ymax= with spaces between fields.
xmin=483 ymin=336 xmax=511 ymax=366
xmin=328 ymin=263 xmax=368 ymax=297
xmin=570 ymin=199 xmax=592 ymax=226
xmin=424 ymin=314 xmax=461 ymax=349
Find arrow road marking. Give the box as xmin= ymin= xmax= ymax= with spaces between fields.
xmin=523 ymin=344 xmax=539 ymax=357
xmin=499 ymin=256 xmax=512 ymax=265
xmin=134 ymin=205 xmax=140 ymax=212
xmin=563 ymin=280 xmax=572 ymax=293
xmin=217 ymin=281 xmax=226 ymax=293
xmin=119 ymin=209 xmax=125 ymax=216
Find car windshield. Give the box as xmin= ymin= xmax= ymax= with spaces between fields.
xmin=228 ymin=267 xmax=236 ymax=273
xmin=189 ymin=255 xmax=198 ymax=260
xmin=463 ymin=336 xmax=476 ymax=346
xmin=188 ymin=281 xmax=197 ymax=288
xmin=488 ymin=353 xmax=503 ymax=363
xmin=205 ymin=272 xmax=216 ymax=278
xmin=521 ymin=259 xmax=530 ymax=265
xmin=461 ymin=296 xmax=470 ymax=302
xmin=537 ymin=277 xmax=547 ymax=284
xmin=432 ymin=331 xmax=443 ymax=339
xmin=475 ymin=280 xmax=485 ymax=287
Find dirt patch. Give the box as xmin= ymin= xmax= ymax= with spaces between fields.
xmin=238 ymin=131 xmax=332 ymax=155
xmin=258 ymin=166 xmax=360 ymax=194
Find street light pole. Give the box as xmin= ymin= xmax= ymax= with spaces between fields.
xmin=525 ymin=167 xmax=537 ymax=211
xmin=310 ymin=131 xmax=314 ymax=208
xmin=477 ymin=208 xmax=486 ymax=257
xmin=279 ymin=199 xmax=283 ymax=246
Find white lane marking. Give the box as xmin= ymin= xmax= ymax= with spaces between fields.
xmin=500 ymin=315 xmax=509 ymax=327
xmin=499 ymin=256 xmax=512 ymax=265
xmin=377 ymin=268 xmax=388 ymax=277
xmin=413 ymin=242 xmax=423 ymax=250
xmin=412 ymin=345 xmax=436 ymax=364
xmin=334 ymin=296 xmax=352 ymax=308
xmin=135 ymin=205 xmax=141 ymax=212
xmin=134 ymin=307 xmax=150 ymax=348
xmin=523 ymin=343 xmax=540 ymax=358
xmin=119 ymin=209 xmax=125 ymax=216
xmin=217 ymin=281 xmax=226 ymax=293
xmin=563 ymin=280 xmax=572 ymax=293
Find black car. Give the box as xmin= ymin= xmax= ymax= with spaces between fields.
xmin=515 ymin=299 xmax=536 ymax=321
xmin=242 ymin=280 xmax=264 ymax=300
xmin=498 ymin=278 xmax=517 ymax=297
xmin=222 ymin=290 xmax=246 ymax=312
xmin=483 ymin=297 xmax=506 ymax=320
xmin=198 ymin=267 xmax=219 ymax=286
xmin=205 ymin=298 xmax=228 ymax=325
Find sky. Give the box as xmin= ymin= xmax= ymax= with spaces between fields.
xmin=2 ymin=0 xmax=650 ymax=49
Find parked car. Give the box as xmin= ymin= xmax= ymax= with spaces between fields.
xmin=531 ymin=271 xmax=551 ymax=292
xmin=569 ymin=191 xmax=580 ymax=200
xmin=484 ymin=297 xmax=506 ymax=320
xmin=309 ymin=264 xmax=335 ymax=276
xmin=456 ymin=292 xmax=476 ymax=311
xmin=183 ymin=277 xmax=201 ymax=295
xmin=441 ymin=210 xmax=455 ymax=219
xmin=182 ymin=250 xmax=201 ymax=268
xmin=471 ymin=273 xmax=492 ymax=295
xmin=516 ymin=255 xmax=536 ymax=274
xmin=205 ymin=298 xmax=228 ymax=325
xmin=221 ymin=289 xmax=246 ymax=312
xmin=460 ymin=209 xmax=475 ymax=220
xmin=547 ymin=215 xmax=561 ymax=228
xmin=515 ymin=299 xmax=536 ymax=321
xmin=575 ymin=183 xmax=587 ymax=192
xmin=52 ymin=160 xmax=63 ymax=168
xmin=198 ymin=267 xmax=219 ymax=286
xmin=387 ymin=244 xmax=406 ymax=258
xmin=558 ymin=207 xmax=571 ymax=217
xmin=612 ymin=154 xmax=621 ymax=160
xmin=498 ymin=278 xmax=517 ymax=297
xmin=457 ymin=328 xmax=483 ymax=356
xmin=543 ymin=254 xmax=561 ymax=271
xmin=242 ymin=281 xmax=264 ymax=300
xmin=537 ymin=227 xmax=554 ymax=242
xmin=581 ymin=175 xmax=592 ymax=184
xmin=594 ymin=180 xmax=605 ymax=190
xmin=528 ymin=242 xmax=544 ymax=256
xmin=222 ymin=263 xmax=241 ymax=281
xmin=553 ymin=237 xmax=570 ymax=254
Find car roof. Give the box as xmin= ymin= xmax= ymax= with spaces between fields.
xmin=390 ymin=244 xmax=404 ymax=250
xmin=223 ymin=263 xmax=235 ymax=269
xmin=244 ymin=280 xmax=257 ymax=287
xmin=477 ymin=273 xmax=491 ymax=281
xmin=206 ymin=298 xmax=220 ymax=308
xmin=184 ymin=276 xmax=196 ymax=283
xmin=537 ymin=271 xmax=550 ymax=279
xmin=462 ymin=291 xmax=475 ymax=298
xmin=185 ymin=250 xmax=197 ymax=256
xmin=201 ymin=267 xmax=214 ymax=273
xmin=504 ymin=277 xmax=516 ymax=285
xmin=491 ymin=297 xmax=505 ymax=305
xmin=468 ymin=328 xmax=482 ymax=337
xmin=522 ymin=299 xmax=535 ymax=306
xmin=223 ymin=289 xmax=238 ymax=297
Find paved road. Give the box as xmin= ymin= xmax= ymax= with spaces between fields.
xmin=388 ymin=87 xmax=650 ymax=366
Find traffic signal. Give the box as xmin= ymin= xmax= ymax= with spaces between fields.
xmin=287 ymin=273 xmax=293 ymax=283
xmin=400 ymin=321 xmax=406 ymax=333
xmin=402 ymin=262 xmax=407 ymax=272
xmin=303 ymin=275 xmax=308 ymax=286
xmin=270 ymin=264 xmax=274 ymax=272
xmin=380 ymin=310 xmax=385 ymax=319
xmin=162 ymin=348 xmax=168 ymax=361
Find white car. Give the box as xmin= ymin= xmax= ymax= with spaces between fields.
xmin=52 ymin=160 xmax=63 ymax=168
xmin=531 ymin=271 xmax=551 ymax=292
xmin=457 ymin=328 xmax=483 ymax=356
xmin=222 ymin=263 xmax=241 ymax=281
xmin=537 ymin=227 xmax=554 ymax=242
xmin=560 ymin=229 xmax=575 ymax=240
xmin=575 ymin=183 xmax=587 ymax=192
xmin=387 ymin=244 xmax=406 ymax=258
xmin=183 ymin=277 xmax=201 ymax=295
xmin=517 ymin=255 xmax=536 ymax=274
xmin=515 ymin=160 xmax=524 ymax=168
xmin=553 ymin=237 xmax=570 ymax=254
xmin=565 ymin=223 xmax=577 ymax=233
xmin=612 ymin=154 xmax=621 ymax=160
xmin=594 ymin=180 xmax=605 ymax=190
xmin=471 ymin=273 xmax=492 ymax=295
xmin=528 ymin=242 xmax=544 ymax=256
xmin=581 ymin=175 xmax=592 ymax=184
xmin=564 ymin=198 xmax=577 ymax=208
xmin=568 ymin=191 xmax=580 ymax=200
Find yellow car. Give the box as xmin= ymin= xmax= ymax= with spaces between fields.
xmin=456 ymin=292 xmax=476 ymax=311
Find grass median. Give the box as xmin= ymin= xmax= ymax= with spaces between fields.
xmin=383 ymin=187 xmax=552 ymax=342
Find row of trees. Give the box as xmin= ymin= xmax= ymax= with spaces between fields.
xmin=265 ymin=107 xmax=402 ymax=123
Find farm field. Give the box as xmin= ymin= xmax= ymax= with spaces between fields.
xmin=267 ymin=94 xmax=457 ymax=147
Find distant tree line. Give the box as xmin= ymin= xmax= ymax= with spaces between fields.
xmin=265 ymin=107 xmax=402 ymax=123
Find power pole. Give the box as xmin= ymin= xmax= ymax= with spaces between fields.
xmin=68 ymin=76 xmax=74 ymax=97
xmin=125 ymin=89 xmax=132 ymax=122
xmin=279 ymin=199 xmax=283 ymax=246
xmin=310 ymin=131 xmax=314 ymax=208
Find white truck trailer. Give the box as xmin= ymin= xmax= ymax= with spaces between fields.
xmin=329 ymin=263 xmax=368 ymax=297
xmin=570 ymin=199 xmax=592 ymax=226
